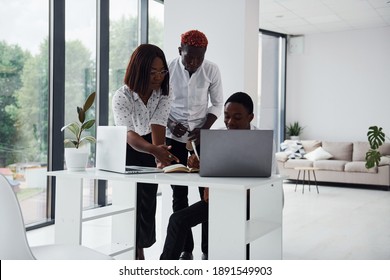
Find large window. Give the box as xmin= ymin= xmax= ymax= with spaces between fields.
xmin=148 ymin=0 xmax=164 ymax=48
xmin=64 ymin=0 xmax=97 ymax=208
xmin=258 ymin=30 xmax=287 ymax=151
xmin=0 ymin=0 xmax=165 ymax=228
xmin=0 ymin=0 xmax=50 ymax=226
xmin=108 ymin=0 xmax=139 ymax=126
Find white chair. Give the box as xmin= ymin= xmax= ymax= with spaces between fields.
xmin=0 ymin=174 xmax=113 ymax=260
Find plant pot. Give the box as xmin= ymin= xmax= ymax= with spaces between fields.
xmin=290 ymin=136 xmax=300 ymax=141
xmin=64 ymin=148 xmax=89 ymax=171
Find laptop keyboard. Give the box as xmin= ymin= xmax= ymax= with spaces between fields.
xmin=125 ymin=167 xmax=140 ymax=173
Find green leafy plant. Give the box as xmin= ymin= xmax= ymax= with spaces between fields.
xmin=365 ymin=126 xmax=389 ymax=168
xmin=286 ymin=121 xmax=304 ymax=137
xmin=61 ymin=92 xmax=96 ymax=149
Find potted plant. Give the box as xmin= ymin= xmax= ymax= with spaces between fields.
xmin=286 ymin=121 xmax=304 ymax=140
xmin=365 ymin=126 xmax=389 ymax=169
xmin=61 ymin=91 xmax=96 ymax=171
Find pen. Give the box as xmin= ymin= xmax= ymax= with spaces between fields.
xmin=191 ymin=140 xmax=200 ymax=160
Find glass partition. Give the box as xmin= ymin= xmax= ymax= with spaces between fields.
xmin=258 ymin=31 xmax=287 ymax=152
xmin=148 ymin=0 xmax=164 ymax=48
xmin=108 ymin=0 xmax=139 ymax=126
xmin=0 ymin=0 xmax=50 ymax=225
xmin=64 ymin=0 xmax=97 ymax=208
xmin=0 ymin=0 xmax=162 ymax=227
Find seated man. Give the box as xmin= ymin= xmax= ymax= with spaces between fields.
xmin=160 ymin=91 xmax=272 ymax=260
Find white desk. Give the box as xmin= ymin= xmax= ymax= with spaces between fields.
xmin=48 ymin=169 xmax=284 ymax=260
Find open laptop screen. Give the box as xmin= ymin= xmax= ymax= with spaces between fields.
xmin=199 ymin=129 xmax=274 ymax=177
xmin=96 ymin=126 xmax=162 ymax=174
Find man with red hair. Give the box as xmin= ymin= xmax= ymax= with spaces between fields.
xmin=166 ymin=30 xmax=224 ymax=260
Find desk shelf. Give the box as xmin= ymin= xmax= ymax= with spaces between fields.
xmin=82 ymin=205 xmax=135 ymax=222
xmin=52 ymin=175 xmax=136 ymax=259
xmin=95 ymin=242 xmax=134 ymax=258
xmin=246 ymin=219 xmax=281 ymax=244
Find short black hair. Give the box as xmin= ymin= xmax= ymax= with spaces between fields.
xmin=224 ymin=92 xmax=253 ymax=114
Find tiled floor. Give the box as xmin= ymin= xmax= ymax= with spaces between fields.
xmin=282 ymin=182 xmax=390 ymax=260
xmin=26 ymin=182 xmax=390 ymax=260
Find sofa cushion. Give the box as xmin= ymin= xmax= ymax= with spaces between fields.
xmin=345 ymin=162 xmax=377 ymax=173
xmin=352 ymin=142 xmax=370 ymax=161
xmin=301 ymin=140 xmax=322 ymax=153
xmin=304 ymin=147 xmax=333 ymax=161
xmin=313 ymin=160 xmax=348 ymax=171
xmin=275 ymin=152 xmax=288 ymax=162
xmin=280 ymin=141 xmax=306 ymax=159
xmin=379 ymin=156 xmax=390 ymax=166
xmin=322 ymin=141 xmax=353 ymax=161
xmin=379 ymin=143 xmax=390 ymax=156
xmin=284 ymin=159 xmax=313 ymax=169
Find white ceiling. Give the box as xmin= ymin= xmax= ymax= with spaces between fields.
xmin=259 ymin=0 xmax=390 ymax=35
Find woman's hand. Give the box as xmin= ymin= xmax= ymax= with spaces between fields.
xmin=152 ymin=145 xmax=179 ymax=168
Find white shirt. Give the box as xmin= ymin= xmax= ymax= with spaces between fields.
xmin=112 ymin=85 xmax=171 ymax=136
xmin=166 ymin=57 xmax=224 ymax=143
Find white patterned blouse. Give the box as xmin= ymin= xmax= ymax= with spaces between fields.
xmin=112 ymin=85 xmax=171 ymax=136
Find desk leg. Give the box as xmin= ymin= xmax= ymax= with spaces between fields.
xmin=209 ymin=188 xmax=246 ymax=260
xmin=111 ymin=180 xmax=136 ymax=259
xmin=54 ymin=176 xmax=83 ymax=244
xmin=250 ymin=182 xmax=283 ymax=260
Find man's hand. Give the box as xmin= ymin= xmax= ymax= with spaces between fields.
xmin=203 ymin=188 xmax=209 ymax=203
xmin=168 ymin=119 xmax=188 ymax=137
xmin=188 ymin=113 xmax=218 ymax=145
xmin=187 ymin=154 xmax=200 ymax=169
xmin=188 ymin=128 xmax=201 ymax=145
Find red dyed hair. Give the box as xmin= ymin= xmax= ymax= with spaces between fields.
xmin=181 ymin=30 xmax=208 ymax=48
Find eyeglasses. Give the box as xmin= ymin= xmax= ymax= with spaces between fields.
xmin=150 ymin=70 xmax=169 ymax=77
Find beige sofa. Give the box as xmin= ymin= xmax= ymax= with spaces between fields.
xmin=276 ymin=140 xmax=390 ymax=190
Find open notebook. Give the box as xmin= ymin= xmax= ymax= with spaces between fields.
xmin=96 ymin=126 xmax=163 ymax=174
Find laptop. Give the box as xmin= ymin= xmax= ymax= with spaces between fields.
xmin=96 ymin=126 xmax=163 ymax=174
xmin=199 ymin=129 xmax=274 ymax=177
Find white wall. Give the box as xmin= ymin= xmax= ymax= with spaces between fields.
xmin=161 ymin=0 xmax=260 ymax=251
xmin=286 ymin=26 xmax=390 ymax=142
xmin=163 ymin=0 xmax=259 ymax=128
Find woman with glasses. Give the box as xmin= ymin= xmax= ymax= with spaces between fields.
xmin=112 ymin=44 xmax=179 ymax=260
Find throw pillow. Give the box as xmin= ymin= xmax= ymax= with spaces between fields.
xmin=379 ymin=156 xmax=390 ymax=166
xmin=280 ymin=141 xmax=306 ymax=159
xmin=304 ymin=147 xmax=333 ymax=161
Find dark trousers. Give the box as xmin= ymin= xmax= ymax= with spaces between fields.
xmin=160 ymin=200 xmax=208 ymax=260
xmin=166 ymin=138 xmax=208 ymax=254
xmin=126 ymin=133 xmax=157 ymax=249
xmin=159 ymin=192 xmax=251 ymax=260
